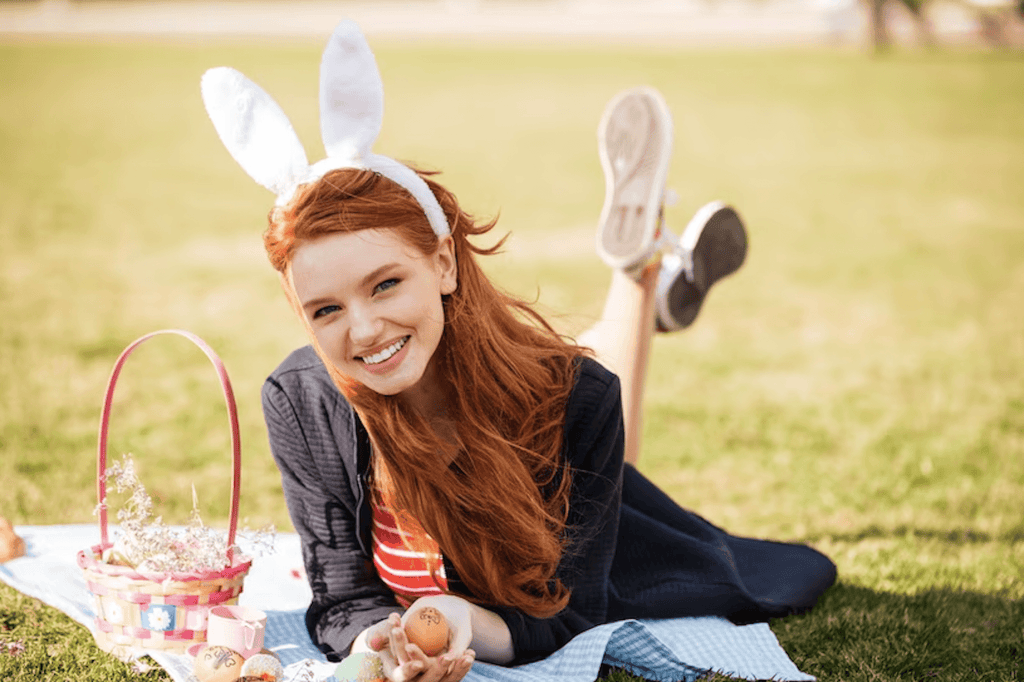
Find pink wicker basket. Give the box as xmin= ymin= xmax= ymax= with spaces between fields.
xmin=76 ymin=329 xmax=252 ymax=657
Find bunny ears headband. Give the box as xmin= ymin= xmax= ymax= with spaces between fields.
xmin=201 ymin=20 xmax=450 ymax=238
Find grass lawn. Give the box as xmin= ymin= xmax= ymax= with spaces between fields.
xmin=1 ymin=34 xmax=1022 ymax=681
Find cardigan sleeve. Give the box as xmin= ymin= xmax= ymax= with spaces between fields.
xmin=490 ymin=358 xmax=625 ymax=664
xmin=262 ymin=375 xmax=403 ymax=661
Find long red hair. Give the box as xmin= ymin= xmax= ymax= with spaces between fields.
xmin=265 ymin=168 xmax=584 ymax=618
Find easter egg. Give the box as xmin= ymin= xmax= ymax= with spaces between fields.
xmin=193 ymin=644 xmax=244 ymax=682
xmin=333 ymin=651 xmax=386 ymax=682
xmin=405 ymin=607 xmax=449 ymax=657
xmin=240 ymin=652 xmax=284 ymax=681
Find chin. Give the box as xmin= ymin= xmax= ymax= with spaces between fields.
xmin=362 ymin=381 xmax=406 ymax=397
xmin=357 ymin=367 xmax=425 ymax=398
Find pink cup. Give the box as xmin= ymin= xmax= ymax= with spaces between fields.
xmin=207 ymin=605 xmax=266 ymax=659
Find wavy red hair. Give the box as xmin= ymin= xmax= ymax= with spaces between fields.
xmin=265 ymin=168 xmax=584 ymax=618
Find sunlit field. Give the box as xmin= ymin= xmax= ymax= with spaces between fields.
xmin=1 ymin=37 xmax=1022 ymax=681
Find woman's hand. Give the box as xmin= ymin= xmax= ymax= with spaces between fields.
xmin=365 ymin=595 xmax=477 ymax=682
xmin=380 ymin=612 xmax=475 ymax=681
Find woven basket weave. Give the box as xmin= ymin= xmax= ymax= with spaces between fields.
xmin=75 ymin=329 xmax=252 ymax=657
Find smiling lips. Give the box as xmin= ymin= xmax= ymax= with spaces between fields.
xmin=359 ymin=336 xmax=410 ymax=366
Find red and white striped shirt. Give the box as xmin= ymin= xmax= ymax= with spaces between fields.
xmin=371 ymin=503 xmax=448 ymax=608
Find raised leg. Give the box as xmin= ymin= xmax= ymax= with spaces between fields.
xmin=577 ymin=263 xmax=658 ymax=467
xmin=587 ymin=86 xmax=673 ymax=467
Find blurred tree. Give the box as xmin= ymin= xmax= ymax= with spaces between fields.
xmin=867 ymin=0 xmax=934 ymax=49
xmin=868 ymin=0 xmax=1021 ymax=49
xmin=973 ymin=0 xmax=1020 ymax=44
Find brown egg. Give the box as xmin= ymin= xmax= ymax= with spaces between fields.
xmin=404 ymin=606 xmax=449 ymax=657
xmin=193 ymin=644 xmax=244 ymax=682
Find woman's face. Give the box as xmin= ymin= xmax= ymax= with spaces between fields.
xmin=290 ymin=228 xmax=457 ymax=402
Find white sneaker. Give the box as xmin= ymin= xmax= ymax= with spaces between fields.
xmin=595 ymin=87 xmax=674 ymax=276
xmin=655 ymin=201 xmax=748 ymax=332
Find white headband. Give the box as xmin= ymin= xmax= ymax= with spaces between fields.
xmin=201 ymin=20 xmax=451 ymax=238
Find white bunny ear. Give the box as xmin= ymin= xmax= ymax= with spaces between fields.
xmin=201 ymin=21 xmax=450 ymax=236
xmin=319 ymin=19 xmax=384 ymax=164
xmin=201 ymin=67 xmax=310 ymax=198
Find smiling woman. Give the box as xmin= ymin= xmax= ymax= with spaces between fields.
xmin=261 ymin=165 xmax=586 ymax=680
xmin=202 ymin=18 xmax=836 ymax=682
xmin=263 ymin=163 xmax=582 ymax=616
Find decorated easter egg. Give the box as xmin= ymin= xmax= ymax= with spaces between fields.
xmin=333 ymin=651 xmax=386 ymax=682
xmin=405 ymin=607 xmax=449 ymax=657
xmin=193 ymin=644 xmax=245 ymax=682
xmin=240 ymin=652 xmax=284 ymax=681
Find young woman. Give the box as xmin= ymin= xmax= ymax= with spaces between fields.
xmin=203 ymin=22 xmax=836 ymax=682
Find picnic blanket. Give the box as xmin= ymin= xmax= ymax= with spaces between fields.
xmin=0 ymin=525 xmax=815 ymax=682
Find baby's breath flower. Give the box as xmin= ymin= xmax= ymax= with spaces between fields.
xmin=101 ymin=454 xmax=245 ymax=574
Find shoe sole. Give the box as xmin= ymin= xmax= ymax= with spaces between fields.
xmin=657 ymin=202 xmax=748 ymax=331
xmin=595 ymin=87 xmax=674 ymax=271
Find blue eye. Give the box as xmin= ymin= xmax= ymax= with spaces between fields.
xmin=313 ymin=304 xmax=341 ymax=319
xmin=374 ymin=278 xmax=399 ymax=294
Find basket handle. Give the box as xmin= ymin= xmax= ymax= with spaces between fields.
xmin=96 ymin=329 xmax=242 ymax=561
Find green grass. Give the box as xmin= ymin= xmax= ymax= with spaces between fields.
xmin=1 ymin=35 xmax=1023 ymax=681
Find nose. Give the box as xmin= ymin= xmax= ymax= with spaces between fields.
xmin=347 ymin=302 xmax=382 ymax=348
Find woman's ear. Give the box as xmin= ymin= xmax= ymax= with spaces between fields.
xmin=436 ymin=236 xmax=458 ymax=295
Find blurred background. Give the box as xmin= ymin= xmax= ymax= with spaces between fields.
xmin=2 ymin=0 xmax=1023 ymax=47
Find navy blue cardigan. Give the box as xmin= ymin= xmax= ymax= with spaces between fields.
xmin=262 ymin=347 xmax=836 ymax=665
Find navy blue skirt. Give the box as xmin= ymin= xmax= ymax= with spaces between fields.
xmin=608 ymin=464 xmax=837 ymax=623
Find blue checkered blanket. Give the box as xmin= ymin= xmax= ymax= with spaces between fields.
xmin=0 ymin=525 xmax=814 ymax=682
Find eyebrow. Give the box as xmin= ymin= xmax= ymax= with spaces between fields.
xmin=300 ymin=262 xmax=403 ymax=313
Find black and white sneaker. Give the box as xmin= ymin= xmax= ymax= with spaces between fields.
xmin=655 ymin=201 xmax=748 ymax=332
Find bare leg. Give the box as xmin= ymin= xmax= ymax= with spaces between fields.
xmin=586 ymin=86 xmax=673 ymax=467
xmin=577 ymin=262 xmax=659 ymax=466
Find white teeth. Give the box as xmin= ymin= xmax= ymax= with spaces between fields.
xmin=361 ymin=337 xmax=408 ymax=365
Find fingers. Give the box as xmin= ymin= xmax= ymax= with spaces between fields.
xmin=376 ymin=648 xmax=399 ymax=681
xmin=377 ymin=615 xmax=418 ymax=682
xmin=396 ymin=643 xmax=429 ymax=681
xmin=388 ymin=613 xmax=414 ymax=667
xmin=439 ymin=649 xmax=475 ymax=681
xmin=368 ymin=619 xmax=393 ymax=651
xmin=390 ymin=646 xmax=475 ymax=682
